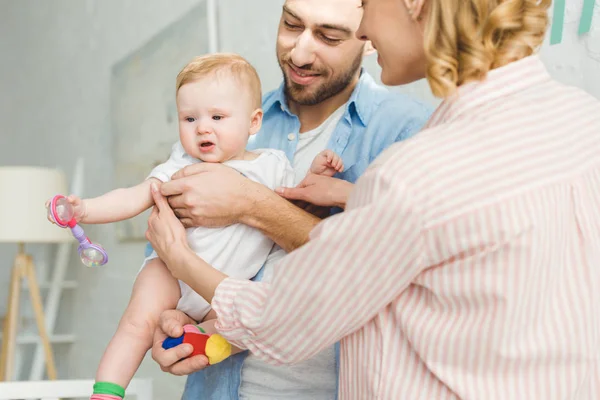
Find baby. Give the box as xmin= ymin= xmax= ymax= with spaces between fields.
xmin=48 ymin=53 xmax=344 ymax=400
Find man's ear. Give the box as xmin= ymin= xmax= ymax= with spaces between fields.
xmin=249 ymin=108 xmax=264 ymax=135
xmin=363 ymin=40 xmax=376 ymax=57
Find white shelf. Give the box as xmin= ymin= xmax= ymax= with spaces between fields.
xmin=0 ymin=333 xmax=76 ymax=345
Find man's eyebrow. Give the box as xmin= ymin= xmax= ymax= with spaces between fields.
xmin=282 ymin=5 xmax=301 ymax=20
xmin=318 ymin=23 xmax=352 ymax=35
xmin=282 ymin=6 xmax=352 ymax=35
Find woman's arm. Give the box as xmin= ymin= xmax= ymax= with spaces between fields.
xmin=81 ymin=179 xmax=157 ymax=224
xmin=147 ymin=169 xmax=425 ymax=365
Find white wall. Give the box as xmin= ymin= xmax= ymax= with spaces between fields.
xmin=216 ymin=0 xmax=600 ymax=105
xmin=1 ymin=0 xmax=599 ymax=398
xmin=0 ymin=0 xmax=202 ymax=397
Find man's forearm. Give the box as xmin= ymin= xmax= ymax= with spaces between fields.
xmin=243 ymin=185 xmax=321 ymax=253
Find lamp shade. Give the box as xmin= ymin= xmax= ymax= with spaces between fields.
xmin=0 ymin=166 xmax=72 ymax=243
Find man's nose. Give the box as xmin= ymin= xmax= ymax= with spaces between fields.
xmin=290 ymin=30 xmax=317 ymax=67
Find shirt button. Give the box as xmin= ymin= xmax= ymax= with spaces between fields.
xmin=287 ymin=133 xmax=296 ymax=141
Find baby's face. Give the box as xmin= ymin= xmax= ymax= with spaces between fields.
xmin=177 ymin=74 xmax=257 ymax=162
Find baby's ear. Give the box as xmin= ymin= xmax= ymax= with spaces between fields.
xmin=249 ymin=108 xmax=264 ymax=136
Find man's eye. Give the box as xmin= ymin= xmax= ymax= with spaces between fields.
xmin=321 ymin=35 xmax=342 ymax=45
xmin=284 ymin=20 xmax=302 ymax=30
xmin=185 ymin=117 xmax=195 ymax=122
xmin=212 ymin=115 xmax=223 ymax=121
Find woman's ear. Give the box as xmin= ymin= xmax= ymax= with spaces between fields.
xmin=403 ymin=0 xmax=426 ymax=21
xmin=249 ymin=109 xmax=264 ymax=136
xmin=363 ymin=40 xmax=376 ymax=57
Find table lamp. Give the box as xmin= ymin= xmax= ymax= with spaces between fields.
xmin=0 ymin=166 xmax=72 ymax=381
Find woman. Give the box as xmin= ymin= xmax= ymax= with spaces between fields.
xmin=148 ymin=0 xmax=600 ymax=398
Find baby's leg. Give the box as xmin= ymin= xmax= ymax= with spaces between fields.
xmin=177 ymin=281 xmax=213 ymax=322
xmin=94 ymin=258 xmax=180 ymax=389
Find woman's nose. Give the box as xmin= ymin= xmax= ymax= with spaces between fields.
xmin=356 ymin=22 xmax=368 ymax=41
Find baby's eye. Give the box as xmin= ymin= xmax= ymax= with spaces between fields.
xmin=212 ymin=115 xmax=223 ymax=121
xmin=185 ymin=117 xmax=195 ymax=123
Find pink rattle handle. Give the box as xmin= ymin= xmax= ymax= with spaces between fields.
xmin=48 ymin=195 xmax=108 ymax=267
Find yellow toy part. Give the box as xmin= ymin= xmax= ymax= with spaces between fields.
xmin=205 ymin=333 xmax=232 ymax=364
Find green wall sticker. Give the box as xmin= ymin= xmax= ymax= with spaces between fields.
xmin=551 ymin=0 xmax=596 ymax=45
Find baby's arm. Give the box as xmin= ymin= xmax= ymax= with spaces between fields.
xmin=76 ymin=178 xmax=159 ymax=224
xmin=309 ymin=150 xmax=344 ymax=177
xmin=93 ymin=258 xmax=180 ymax=392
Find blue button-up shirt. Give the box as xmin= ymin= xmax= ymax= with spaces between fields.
xmin=165 ymin=71 xmax=432 ymax=400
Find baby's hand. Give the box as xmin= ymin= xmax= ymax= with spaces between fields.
xmin=45 ymin=195 xmax=87 ymax=224
xmin=66 ymin=195 xmax=87 ymax=223
xmin=309 ymin=150 xmax=344 ymax=177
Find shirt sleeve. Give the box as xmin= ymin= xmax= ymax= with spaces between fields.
xmin=147 ymin=141 xmax=196 ymax=182
xmin=212 ymin=164 xmax=426 ymax=365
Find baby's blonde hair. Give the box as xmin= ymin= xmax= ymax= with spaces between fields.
xmin=424 ymin=0 xmax=551 ymax=98
xmin=176 ymin=53 xmax=262 ymax=109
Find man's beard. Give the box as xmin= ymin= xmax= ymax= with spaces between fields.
xmin=279 ymin=50 xmax=363 ymax=106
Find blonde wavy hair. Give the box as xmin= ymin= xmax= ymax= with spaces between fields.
xmin=424 ymin=0 xmax=551 ymax=98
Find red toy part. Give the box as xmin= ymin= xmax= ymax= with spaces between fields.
xmin=162 ymin=324 xmax=232 ymax=365
xmin=182 ymin=330 xmax=210 ymax=358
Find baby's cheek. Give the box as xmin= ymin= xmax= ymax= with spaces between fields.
xmin=226 ymin=135 xmax=248 ymax=153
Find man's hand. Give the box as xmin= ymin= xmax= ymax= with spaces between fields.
xmin=161 ymin=163 xmax=264 ymax=228
xmin=151 ymin=310 xmax=210 ymax=376
xmin=276 ymin=174 xmax=354 ymax=209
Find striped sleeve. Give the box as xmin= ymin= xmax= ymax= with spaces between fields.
xmin=212 ymin=165 xmax=426 ymax=364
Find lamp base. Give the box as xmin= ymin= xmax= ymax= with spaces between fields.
xmin=0 ymin=245 xmax=57 ymax=381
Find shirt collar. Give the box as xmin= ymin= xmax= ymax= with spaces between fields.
xmin=426 ymin=55 xmax=551 ymax=128
xmin=263 ymin=69 xmax=376 ymax=126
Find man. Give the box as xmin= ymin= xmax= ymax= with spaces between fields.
xmin=150 ymin=0 xmax=431 ymax=398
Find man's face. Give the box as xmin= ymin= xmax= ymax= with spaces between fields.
xmin=276 ymin=0 xmax=365 ymax=106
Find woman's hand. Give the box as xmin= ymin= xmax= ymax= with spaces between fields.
xmin=146 ymin=182 xmax=190 ymax=276
xmin=147 ymin=182 xmax=229 ymax=300
xmin=276 ymin=174 xmax=354 ymax=209
xmin=151 ymin=310 xmax=210 ymax=375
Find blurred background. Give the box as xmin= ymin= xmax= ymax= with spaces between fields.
xmin=0 ymin=0 xmax=598 ymax=398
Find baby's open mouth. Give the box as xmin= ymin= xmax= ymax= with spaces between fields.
xmin=199 ymin=141 xmax=216 ymax=152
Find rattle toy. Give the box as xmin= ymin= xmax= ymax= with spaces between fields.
xmin=162 ymin=324 xmax=231 ymax=365
xmin=47 ymin=194 xmax=108 ymax=267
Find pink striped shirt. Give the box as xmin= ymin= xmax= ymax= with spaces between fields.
xmin=212 ymin=55 xmax=600 ymax=399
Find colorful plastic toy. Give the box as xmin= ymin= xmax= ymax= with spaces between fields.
xmin=162 ymin=324 xmax=232 ymax=365
xmin=47 ymin=194 xmax=108 ymax=267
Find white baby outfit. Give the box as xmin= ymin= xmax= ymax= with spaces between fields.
xmin=144 ymin=141 xmax=294 ymax=320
